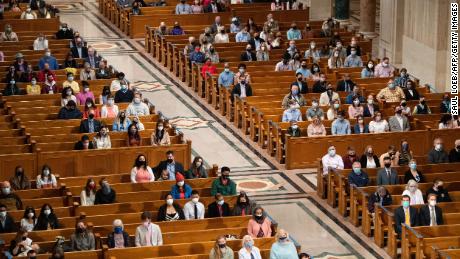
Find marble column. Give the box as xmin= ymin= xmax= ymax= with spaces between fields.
xmin=334 ymin=0 xmax=351 ymax=27
xmin=359 ymin=0 xmax=377 ymax=38
xmin=306 ymin=0 xmax=333 ymax=21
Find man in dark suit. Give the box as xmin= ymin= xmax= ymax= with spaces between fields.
xmin=79 ymin=114 xmax=102 ymax=133
xmin=240 ymin=44 xmax=256 ymax=62
xmin=376 ymin=157 xmax=399 ymax=185
xmin=419 ymin=193 xmax=443 ymax=226
xmin=394 ymin=195 xmax=418 ymax=235
xmin=84 ymin=47 xmax=102 ymax=69
xmin=231 ymin=81 xmax=252 ymax=102
xmin=74 ymin=135 xmax=95 ymax=150
xmin=248 ymin=32 xmax=265 ymax=51
xmin=363 ymin=94 xmax=380 ymax=117
xmin=55 ymin=23 xmax=74 ymax=39
xmin=70 ymin=37 xmax=88 ymax=59
xmin=205 ymin=0 xmax=223 ymax=13
xmin=207 ymin=193 xmax=230 ymax=218
xmin=0 ymin=204 xmax=17 ymax=233
xmin=403 ymin=80 xmax=420 ymax=101
xmin=155 ymin=150 xmax=185 ymax=180
xmin=336 ymin=73 xmax=356 ymax=92
xmin=292 ymin=73 xmax=308 ymax=94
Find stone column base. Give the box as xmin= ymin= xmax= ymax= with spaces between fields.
xmin=360 ymin=31 xmax=379 ymax=39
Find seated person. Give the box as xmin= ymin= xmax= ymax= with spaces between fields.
xmin=348 ymin=97 xmax=364 ymax=119
xmin=403 ymin=80 xmax=420 ymax=100
xmin=76 ymin=82 xmax=95 ymax=105
xmin=282 ymin=100 xmax=302 ymax=122
xmin=150 ymin=121 xmax=170 ymax=146
xmin=326 ymin=100 xmax=340 ymax=120
xmin=376 ymin=80 xmax=405 ymax=103
xmin=9 ymin=166 xmax=30 ymax=190
xmin=319 ymin=84 xmax=340 ymax=106
xmin=368 ymin=112 xmax=389 ymax=133
xmin=427 ymin=138 xmax=449 ymax=164
xmin=247 ymin=207 xmax=272 ymax=238
xmin=36 ymin=165 xmax=57 ymax=189
xmin=426 ymin=179 xmax=451 ymax=203
xmin=80 ymin=62 xmax=96 ymax=80
xmin=0 ymin=204 xmax=17 ymax=233
xmin=79 ymin=113 xmax=102 ymax=133
xmin=211 ymin=167 xmax=237 ymax=196
xmin=83 ymin=99 xmax=101 ymax=119
xmin=331 ymin=111 xmax=351 ymax=135
xmin=127 ymin=124 xmax=142 ymax=147
xmin=306 ymin=99 xmax=325 ymax=121
xmin=130 ymin=155 xmax=155 ymax=183
xmin=388 ymin=106 xmax=410 ymax=132
xmin=101 ymin=95 xmax=119 ymax=118
xmin=347 ymin=161 xmax=369 ymax=187
xmin=288 ymin=120 xmax=302 ymax=137
xmin=157 ymin=194 xmax=185 ymax=221
xmin=418 ymin=193 xmax=443 ymax=226
xmin=134 ymin=211 xmax=163 ymax=247
xmin=307 ymin=116 xmax=326 ymax=137
xmin=281 ymin=84 xmax=307 ymax=109
xmin=207 ymin=193 xmax=230 ymax=218
xmin=112 ymin=111 xmax=131 ymax=132
xmin=34 ymin=203 xmax=59 ymax=230
xmin=342 ymin=147 xmax=359 ymax=169
xmin=170 ymin=173 xmax=192 ymax=199
xmin=449 ymin=139 xmax=460 ymax=162
xmin=353 ymin=115 xmax=369 ymax=134
xmin=404 ymin=159 xmax=424 ymax=183
xmin=367 ymin=186 xmax=392 ymax=214
xmin=107 ymin=219 xmax=130 ymax=248
xmin=126 ymin=92 xmax=150 ymax=116
xmin=0 ymin=181 xmax=23 ymax=210
xmin=114 ymin=82 xmax=134 ymax=103
xmin=231 ymin=80 xmax=253 ymax=101
xmin=71 ymin=221 xmax=95 ymax=251
xmin=233 ymin=191 xmax=257 ymax=216
xmin=183 ymin=191 xmax=205 ymax=220
xmin=336 ymin=73 xmax=356 ymax=92
xmin=95 ymin=178 xmax=116 ymax=204
xmin=155 ymin=151 xmax=184 ymax=180
xmin=185 ymin=156 xmax=207 ymax=179
xmin=360 ymin=145 xmax=380 ymax=168
xmin=321 ymin=146 xmax=344 ymax=175
xmin=74 ymin=135 xmax=95 ymax=150
xmin=394 ymin=195 xmax=418 ymax=235
xmin=402 ymin=180 xmax=424 ymax=205
xmin=63 ymin=72 xmax=80 ymax=94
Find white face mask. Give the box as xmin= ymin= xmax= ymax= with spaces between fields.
xmin=108 ymin=99 xmax=114 ymax=105
xmin=429 ymin=200 xmax=436 ymax=207
xmin=43 ymin=169 xmax=50 ymax=176
xmin=435 ymin=144 xmax=442 ymax=151
xmin=158 ymin=126 xmax=164 ymax=131
xmin=217 ymin=200 xmax=225 ymax=206
xmin=367 ymin=99 xmax=373 ymax=104
xmin=0 ymin=211 xmax=6 ymax=218
xmin=192 ymin=197 xmax=199 ymax=203
xmin=353 ymin=100 xmax=360 ymax=105
xmin=2 ymin=188 xmax=10 ymax=195
xmin=312 ymin=102 xmax=318 ymax=108
xmin=134 ymin=97 xmax=141 ymax=104
xmin=196 ymin=162 xmax=202 ymax=167
xmin=177 ymin=181 xmax=184 ymax=187
xmin=328 ymin=149 xmax=336 ymax=157
xmin=44 ymin=209 xmax=51 ymax=216
xmin=166 ymin=199 xmax=174 ymax=205
xmin=28 ymin=212 xmax=34 ymax=218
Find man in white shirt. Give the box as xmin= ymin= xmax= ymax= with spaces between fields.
xmin=135 ymin=211 xmax=163 ymax=247
xmin=183 ymin=190 xmax=205 ymax=220
xmin=321 ymin=145 xmax=344 ymax=175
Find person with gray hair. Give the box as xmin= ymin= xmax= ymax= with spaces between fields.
xmin=107 ymin=219 xmax=130 ymax=248
xmin=238 ymin=235 xmax=262 ymax=259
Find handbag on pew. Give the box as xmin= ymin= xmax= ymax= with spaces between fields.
xmin=52 ymin=236 xmax=72 ymax=252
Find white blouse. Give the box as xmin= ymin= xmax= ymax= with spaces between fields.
xmin=402 ymin=189 xmax=424 ymax=205
xmin=369 ymin=120 xmax=389 ymax=133
xmin=80 ymin=190 xmax=96 ymax=206
xmin=366 ymin=157 xmax=377 ymax=168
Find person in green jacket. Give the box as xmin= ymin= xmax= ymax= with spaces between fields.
xmin=211 ymin=167 xmax=237 ymax=196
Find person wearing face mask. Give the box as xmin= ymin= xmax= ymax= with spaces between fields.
xmin=321 ymin=146 xmax=344 ymax=175
xmin=359 ymin=145 xmax=380 ymax=168
xmin=306 ymin=99 xmax=324 ymax=121
xmin=352 ymin=115 xmax=369 ymax=134
xmin=270 ymin=229 xmax=297 ymax=258
xmin=0 ymin=204 xmax=17 ymax=233
xmin=95 ymin=178 xmax=116 ymax=205
xmin=36 ymin=165 xmax=57 ymax=189
xmin=130 ymin=155 xmax=154 ymax=183
xmin=427 ymin=138 xmax=449 ymax=164
xmin=331 ymin=110 xmax=351 ymax=135
xmin=80 ymin=178 xmax=97 ymax=206
xmin=96 ymin=60 xmax=113 ymax=79
xmin=79 ymin=62 xmax=96 ymax=81
xmin=363 ymin=94 xmax=379 ymax=117
xmin=218 ymin=63 xmax=234 ymax=89
xmin=208 ymin=193 xmax=230 ymax=217
xmin=55 ymin=23 xmax=74 ymax=39
xmin=412 ymin=95 xmax=432 ymax=115
xmin=38 ymin=49 xmax=58 ymax=70
xmin=256 ymin=43 xmax=270 ymax=61
xmin=312 ymin=72 xmax=327 ymax=92
xmin=419 ymin=193 xmax=443 ymax=226
xmin=107 ymin=219 xmax=130 ymax=248
xmin=347 ymin=161 xmax=369 ymax=187
xmin=233 ymin=191 xmax=257 ymax=216
xmin=304 ymin=41 xmax=321 ymax=63
xmin=367 ymin=186 xmax=392 ymax=214
xmin=154 ymin=22 xmax=169 ymax=36
xmin=71 ymin=221 xmax=95 ymax=251
xmin=26 ymin=77 xmax=40 ymax=95
xmin=327 ymin=48 xmax=344 ymax=69
xmin=239 ymin=235 xmax=262 ymax=259
xmin=79 ymin=109 xmax=102 ymax=133
xmin=231 ymin=79 xmax=253 ymax=101
xmin=157 ymin=194 xmax=185 ymax=221
xmin=275 ymin=55 xmax=293 ymax=71
xmin=34 ymin=203 xmax=59 ymax=230
xmin=361 ymin=60 xmax=375 ymax=78
xmin=63 ymin=72 xmax=80 ymax=94
xmin=114 ymin=82 xmax=134 ymax=103
xmin=234 ymin=63 xmax=251 ymax=84
xmin=156 ymin=151 xmax=184 ymax=180
xmin=112 ymin=111 xmax=131 ymax=132
xmin=185 ymin=156 xmax=207 ymax=179
xmin=191 ymin=0 xmax=204 ymax=13
xmin=214 ymin=26 xmax=229 ymax=43
xmin=326 ymin=99 xmax=340 ymax=120
xmin=240 ymin=44 xmax=256 ymax=62
xmin=263 ymin=13 xmax=279 ymax=33
xmin=404 ymin=159 xmax=424 ymax=183
xmin=288 ymin=120 xmax=302 ymax=137
xmin=286 ymin=22 xmax=302 ymax=40
xmin=307 ymin=115 xmax=326 ymax=137
xmin=281 ymin=84 xmax=306 ymax=109
xmin=399 ymin=100 xmax=411 ymax=117
xmin=449 ymin=139 xmax=460 ymax=162
xmin=211 ymin=167 xmax=237 ymax=196
xmin=319 ymin=84 xmax=340 ymax=106
xmin=402 ymin=180 xmax=424 ymax=205
xmin=295 ymin=61 xmax=312 ymax=82
xmin=376 ymin=157 xmax=399 ymax=185
xmin=346 ymin=37 xmax=361 ymax=55
xmin=403 ymin=80 xmax=420 ymax=101
xmin=111 ymin=72 xmax=130 ymax=92
xmin=336 ymin=73 xmax=356 ymax=93
xmin=396 ymin=140 xmax=413 ymax=166
xmin=393 ymin=68 xmax=410 ymax=88
xmin=388 ymin=106 xmax=410 ymax=132
xmin=0 ymin=24 xmax=19 ymax=42
xmin=282 ymin=100 xmax=302 ymax=122
xmin=77 ymin=82 xmax=95 ymax=105
xmin=20 ymin=206 xmax=37 ymax=232
xmin=70 ymin=37 xmax=89 ymax=58
xmin=33 ymin=33 xmax=48 ymax=50
xmin=209 ymin=235 xmax=233 ymax=259
xmin=3 ymin=79 xmax=21 ymax=96
xmin=58 ymin=100 xmax=82 ymax=120
xmin=131 ymin=1 xmax=141 ymax=15
xmin=235 ymin=25 xmax=251 ymax=43
xmin=127 ymin=124 xmax=142 ymax=146
xmin=247 ymin=207 xmax=272 ymax=238
xmin=9 ymin=166 xmax=30 ymax=191
xmin=440 ymin=94 xmax=451 ymax=113
xmin=427 ymin=179 xmax=452 ymax=203
xmin=74 ymin=135 xmax=95 ymax=150
xmin=150 ymin=120 xmax=170 ymax=146
xmin=183 ymin=191 xmax=205 ymax=220
xmin=394 ymin=195 xmax=418 ymax=235
xmin=342 ymin=146 xmax=359 ymax=169
xmin=101 ymin=95 xmax=119 ymax=118
xmin=374 ymin=57 xmax=395 ymax=77
xmin=126 ymin=92 xmax=150 ymax=116
xmin=379 ymin=145 xmax=400 ymax=167
xmin=175 ymin=0 xmax=192 ymax=14
xmin=61 ymin=86 xmax=77 ymax=107
xmin=348 ymin=97 xmax=364 ymax=119
xmin=93 ymin=126 xmax=112 ymax=149
xmin=170 ymin=173 xmax=192 ymax=199
xmin=368 ymin=111 xmax=388 ymax=133
xmin=344 ymin=47 xmax=363 ymax=67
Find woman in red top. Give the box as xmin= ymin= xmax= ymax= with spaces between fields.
xmin=82 ymin=98 xmax=101 ymax=119
xmin=127 ymin=124 xmax=142 ymax=146
xmin=130 ymin=154 xmax=155 ymax=183
xmin=200 ymin=58 xmax=217 ymax=79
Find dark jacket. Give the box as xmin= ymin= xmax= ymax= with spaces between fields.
xmin=34 ymin=213 xmax=60 ymax=230
xmin=84 ymin=55 xmax=102 ymax=68
xmin=56 ymin=28 xmax=74 ymax=39
xmin=95 ymin=189 xmax=116 ymax=204
xmin=376 ymin=168 xmax=399 ymax=185
xmin=427 ymin=149 xmax=449 ymax=164
xmin=403 ymin=88 xmax=420 ymax=101
xmin=0 ymin=193 xmax=23 ymax=210
xmin=342 ymin=155 xmax=359 ymax=169
xmin=291 ymin=81 xmax=308 ymax=94
xmin=155 ymin=160 xmax=184 ymax=179
xmin=347 ymin=170 xmax=369 ymax=187
xmin=205 ymin=3 xmax=223 ymax=13
xmin=240 ymin=51 xmax=256 ymax=62
xmin=232 ymin=201 xmax=257 ymax=216
xmin=418 ymin=205 xmax=443 ymax=226
xmin=207 ymin=202 xmax=230 ymax=218
xmin=58 ymin=107 xmax=83 ymax=120
xmin=114 ymin=89 xmax=134 ymax=103
xmin=363 ymin=104 xmax=380 ymax=117
xmin=404 ymin=170 xmax=424 ymax=184
xmin=79 ymin=119 xmax=102 ymax=133
xmin=231 ymin=83 xmax=253 ymax=101
xmin=394 ymin=206 xmax=418 ymax=234
xmin=353 ymin=123 xmax=369 ymax=134
xmin=449 ymin=148 xmax=460 ymax=162
xmin=287 ymin=127 xmax=301 ymax=137
xmin=367 ymin=192 xmax=392 ymax=213
xmin=0 ymin=214 xmax=17 ymax=233
xmin=64 ymin=59 xmax=78 ymax=69
xmin=157 ymin=203 xmax=185 ymax=221
xmin=9 ymin=175 xmax=30 ymax=190
xmin=184 ymin=166 xmax=207 ymax=179
xmin=336 ymin=80 xmax=356 ymax=92
xmin=426 ymin=187 xmax=451 ymax=203
xmin=248 ymin=38 xmax=265 ymax=51
xmin=70 ymin=46 xmax=89 ymax=59
xmin=359 ymin=154 xmax=380 ymax=168
xmin=312 ymin=81 xmax=327 ymax=93
xmin=170 ymin=184 xmax=192 ymax=199
xmin=2 ymin=85 xmax=22 ymax=96
xmin=74 ymin=141 xmax=95 ymax=150
xmin=107 ymin=231 xmax=130 ymax=248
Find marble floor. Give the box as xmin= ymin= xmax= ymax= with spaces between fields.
xmin=57 ymin=1 xmax=390 ymax=258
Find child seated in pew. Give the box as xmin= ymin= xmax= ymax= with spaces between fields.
xmin=170 ymin=173 xmax=192 ymax=199
xmin=26 ymin=77 xmax=41 ymax=95
xmin=74 ymin=135 xmax=95 ymax=150
xmin=20 ymin=206 xmax=37 ymax=232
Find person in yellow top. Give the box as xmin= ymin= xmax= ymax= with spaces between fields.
xmin=62 ymin=72 xmax=80 ymax=94
xmin=376 ymin=79 xmax=405 ymax=103
xmin=26 ymin=77 xmax=41 ymax=95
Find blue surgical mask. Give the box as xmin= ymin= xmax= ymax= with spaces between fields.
xmin=402 ymin=201 xmax=410 ymax=208
xmin=114 ymin=226 xmax=123 ymax=234
xmin=291 ymin=89 xmax=299 ymax=95
xmin=409 ymin=163 xmax=417 ymax=170
xmin=353 ymin=168 xmax=361 ymax=174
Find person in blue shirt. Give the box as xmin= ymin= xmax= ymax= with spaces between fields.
xmin=218 ymin=63 xmax=234 ymax=89
xmin=235 ymin=26 xmax=251 ymax=42
xmin=331 ymin=110 xmax=351 ymax=135
xmin=38 ymin=48 xmax=58 ymax=70
xmin=291 ymin=72 xmax=308 ymax=94
xmin=394 ymin=68 xmax=410 ymax=88
xmin=170 ymin=173 xmax=192 ymax=199
xmin=282 ymin=100 xmax=302 ymax=122
xmin=344 ymin=47 xmax=363 ymax=67
xmin=348 ymin=161 xmax=369 ymax=187
xmin=353 ymin=115 xmax=369 ymax=134
xmin=189 ymin=46 xmax=205 ymax=64
xmin=295 ymin=60 xmax=312 ymax=79
xmin=345 ymin=86 xmax=365 ymax=104
xmin=270 ymin=229 xmax=298 ymax=259
xmin=286 ymin=22 xmax=302 ymax=40
xmin=361 ymin=60 xmax=375 ymax=78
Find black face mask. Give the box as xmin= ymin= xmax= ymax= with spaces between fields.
xmin=136 ymin=160 xmax=146 ymax=167
xmin=384 ymin=163 xmax=391 ymax=168
xmin=167 ymin=158 xmax=173 ymax=163
xmin=16 ymin=171 xmax=23 ymax=177
xmin=222 ymin=175 xmax=229 ymax=180
xmin=218 ymin=244 xmax=226 ymax=248
xmin=254 ymin=215 xmax=263 ymax=220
